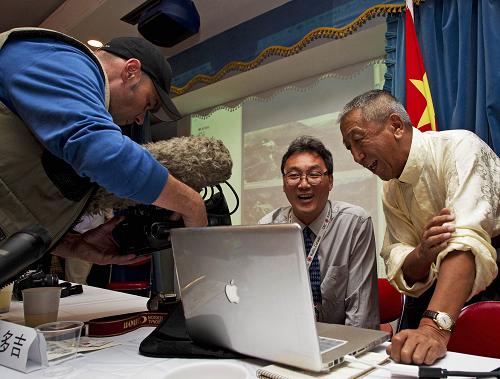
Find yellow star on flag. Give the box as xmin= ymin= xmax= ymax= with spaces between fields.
xmin=409 ymin=72 xmax=437 ymax=131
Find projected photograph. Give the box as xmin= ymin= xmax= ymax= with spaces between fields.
xmin=243 ymin=114 xmax=342 ymax=185
xmin=242 ymin=112 xmax=380 ymax=229
xmin=243 ymin=136 xmax=282 ymax=182
xmin=243 ymin=187 xmax=287 ymax=225
xmin=332 ymin=175 xmax=379 ymax=224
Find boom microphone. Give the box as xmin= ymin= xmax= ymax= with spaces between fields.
xmin=0 ymin=225 xmax=52 ymax=288
xmin=86 ymin=135 xmax=233 ymax=214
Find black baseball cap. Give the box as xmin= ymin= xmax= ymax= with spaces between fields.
xmin=100 ymin=36 xmax=181 ymax=121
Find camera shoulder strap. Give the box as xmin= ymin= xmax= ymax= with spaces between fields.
xmin=85 ymin=311 xmax=167 ymax=337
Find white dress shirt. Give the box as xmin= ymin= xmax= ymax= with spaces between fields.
xmin=382 ymin=128 xmax=499 ymax=299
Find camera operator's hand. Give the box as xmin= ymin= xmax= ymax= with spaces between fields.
xmin=51 ymin=217 xmax=147 ymax=265
xmin=153 ymin=174 xmax=208 ymax=227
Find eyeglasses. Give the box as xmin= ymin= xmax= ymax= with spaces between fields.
xmin=283 ymin=171 xmax=329 ymax=186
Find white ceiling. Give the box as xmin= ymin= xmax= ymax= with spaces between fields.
xmin=1 ymin=0 xmax=290 ymax=56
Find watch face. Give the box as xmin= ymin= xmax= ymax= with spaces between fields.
xmin=435 ymin=312 xmax=453 ymax=330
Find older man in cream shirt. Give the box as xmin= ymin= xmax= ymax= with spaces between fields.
xmin=339 ymin=90 xmax=499 ymax=365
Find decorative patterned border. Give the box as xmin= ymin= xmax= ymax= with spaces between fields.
xmin=191 ymin=59 xmax=384 ymax=119
xmin=171 ymin=3 xmax=405 ymax=95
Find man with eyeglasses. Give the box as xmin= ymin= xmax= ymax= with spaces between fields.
xmin=259 ymin=135 xmax=380 ymax=329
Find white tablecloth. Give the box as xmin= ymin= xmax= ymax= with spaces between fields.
xmin=1 ymin=285 xmax=499 ymax=378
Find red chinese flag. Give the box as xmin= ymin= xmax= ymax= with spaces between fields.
xmin=405 ymin=1 xmax=437 ymax=131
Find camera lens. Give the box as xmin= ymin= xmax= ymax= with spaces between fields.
xmin=44 ymin=273 xmax=59 ymax=286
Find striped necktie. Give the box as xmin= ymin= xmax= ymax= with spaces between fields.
xmin=303 ymin=227 xmax=322 ymax=312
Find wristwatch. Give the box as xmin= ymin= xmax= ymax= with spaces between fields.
xmin=422 ymin=310 xmax=455 ymax=331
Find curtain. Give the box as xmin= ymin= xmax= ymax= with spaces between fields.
xmin=384 ymin=0 xmax=500 ymax=153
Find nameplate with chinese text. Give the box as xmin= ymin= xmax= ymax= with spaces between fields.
xmin=0 ymin=320 xmax=47 ymax=372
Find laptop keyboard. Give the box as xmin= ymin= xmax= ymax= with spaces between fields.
xmin=318 ymin=336 xmax=346 ymax=353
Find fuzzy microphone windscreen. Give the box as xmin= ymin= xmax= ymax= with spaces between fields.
xmin=85 ymin=135 xmax=232 ymax=214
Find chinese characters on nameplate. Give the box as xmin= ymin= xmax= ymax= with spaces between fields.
xmin=0 ymin=320 xmax=47 ymax=372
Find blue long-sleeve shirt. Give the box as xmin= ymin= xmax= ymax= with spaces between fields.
xmin=0 ymin=37 xmax=167 ymax=204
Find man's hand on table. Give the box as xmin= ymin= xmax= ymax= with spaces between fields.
xmin=387 ymin=318 xmax=449 ymax=365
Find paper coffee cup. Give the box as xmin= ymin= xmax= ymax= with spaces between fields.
xmin=22 ymin=287 xmax=62 ymax=328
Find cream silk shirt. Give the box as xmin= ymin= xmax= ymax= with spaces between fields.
xmin=259 ymin=200 xmax=380 ymax=329
xmin=382 ymin=128 xmax=499 ymax=299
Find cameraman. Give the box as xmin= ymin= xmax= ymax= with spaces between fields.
xmin=0 ymin=29 xmax=207 ymax=267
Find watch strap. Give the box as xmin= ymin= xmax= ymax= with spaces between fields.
xmin=422 ymin=309 xmax=454 ymax=331
xmin=422 ymin=310 xmax=439 ymax=320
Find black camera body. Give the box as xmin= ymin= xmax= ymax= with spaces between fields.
xmin=13 ymin=270 xmax=83 ymax=300
xmin=13 ymin=270 xmax=59 ymax=300
xmin=112 ymin=205 xmax=184 ymax=255
xmin=112 ymin=186 xmax=233 ymax=255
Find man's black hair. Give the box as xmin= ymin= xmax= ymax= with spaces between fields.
xmin=280 ymin=135 xmax=333 ymax=175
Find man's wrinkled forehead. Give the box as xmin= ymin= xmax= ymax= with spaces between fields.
xmin=340 ymin=109 xmax=364 ymax=142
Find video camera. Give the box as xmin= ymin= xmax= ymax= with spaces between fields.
xmin=112 ymin=205 xmax=183 ymax=255
xmin=112 ymin=183 xmax=236 ymax=255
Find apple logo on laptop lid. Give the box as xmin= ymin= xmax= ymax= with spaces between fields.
xmin=225 ymin=280 xmax=240 ymax=304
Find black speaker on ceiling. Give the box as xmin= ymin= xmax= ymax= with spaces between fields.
xmin=122 ymin=0 xmax=200 ymax=48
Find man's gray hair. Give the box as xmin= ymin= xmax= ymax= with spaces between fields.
xmin=338 ymin=90 xmax=411 ymax=127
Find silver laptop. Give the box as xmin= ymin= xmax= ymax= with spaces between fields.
xmin=170 ymin=223 xmax=388 ymax=372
